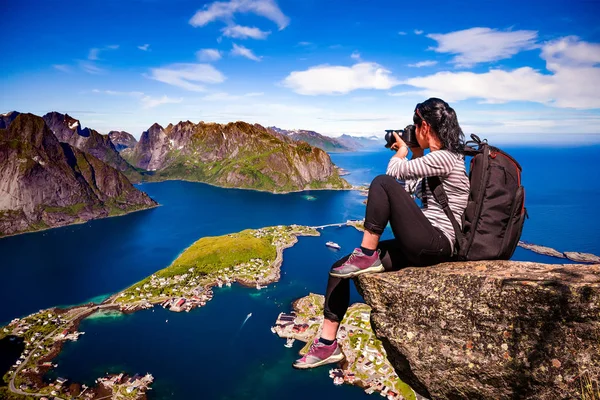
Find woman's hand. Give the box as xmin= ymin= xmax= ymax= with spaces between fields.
xmin=391 ymin=132 xmax=409 ymax=158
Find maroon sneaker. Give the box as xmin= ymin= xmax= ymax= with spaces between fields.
xmin=292 ymin=339 xmax=344 ymax=369
xmin=329 ymin=248 xmax=383 ymax=278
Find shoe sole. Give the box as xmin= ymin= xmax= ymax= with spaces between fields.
xmin=329 ymin=264 xmax=385 ymax=278
xmin=292 ymin=352 xmax=345 ymax=369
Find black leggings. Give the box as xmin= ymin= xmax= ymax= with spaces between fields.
xmin=324 ymin=174 xmax=452 ymax=322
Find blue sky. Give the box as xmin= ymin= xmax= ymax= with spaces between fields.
xmin=1 ymin=0 xmax=600 ymax=144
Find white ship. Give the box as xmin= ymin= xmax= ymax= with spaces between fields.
xmin=284 ymin=338 xmax=295 ymax=348
xmin=325 ymin=241 xmax=341 ymax=250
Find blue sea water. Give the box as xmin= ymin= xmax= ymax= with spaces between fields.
xmin=1 ymin=146 xmax=599 ymax=399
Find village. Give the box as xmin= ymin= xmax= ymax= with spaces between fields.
xmin=272 ymin=293 xmax=415 ymax=400
xmin=2 ymin=223 xmax=372 ymax=399
xmin=112 ymin=224 xmax=320 ymax=314
xmin=1 ymin=224 xmax=322 ymax=399
xmin=1 ymin=305 xmax=154 ymax=399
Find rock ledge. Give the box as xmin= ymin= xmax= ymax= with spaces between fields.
xmin=356 ymin=260 xmax=600 ymax=399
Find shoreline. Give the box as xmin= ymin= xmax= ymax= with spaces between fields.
xmin=0 ymin=203 xmax=160 ymax=241
xmin=1 ymin=224 xmax=332 ymax=399
xmin=2 ymin=302 xmax=144 ymax=399
xmin=138 ymin=177 xmax=361 ymax=195
xmin=272 ymin=294 xmax=416 ymax=399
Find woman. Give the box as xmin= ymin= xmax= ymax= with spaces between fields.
xmin=293 ymin=98 xmax=470 ymax=369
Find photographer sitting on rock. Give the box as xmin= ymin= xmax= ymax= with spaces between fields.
xmin=294 ymin=97 xmax=470 ymax=369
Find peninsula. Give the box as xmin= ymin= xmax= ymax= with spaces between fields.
xmin=272 ymin=294 xmax=416 ymax=400
xmin=0 ymin=224 xmax=321 ymax=399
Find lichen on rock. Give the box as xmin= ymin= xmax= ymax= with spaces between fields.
xmin=355 ymin=260 xmax=600 ymax=399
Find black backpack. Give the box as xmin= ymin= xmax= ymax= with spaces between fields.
xmin=428 ymin=134 xmax=527 ymax=261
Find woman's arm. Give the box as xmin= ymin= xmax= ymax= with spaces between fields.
xmin=386 ymin=150 xmax=457 ymax=180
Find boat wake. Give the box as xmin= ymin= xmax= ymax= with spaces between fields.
xmin=240 ymin=312 xmax=252 ymax=329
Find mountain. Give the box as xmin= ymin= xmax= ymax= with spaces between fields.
xmin=337 ymin=134 xmax=381 ymax=150
xmin=42 ymin=112 xmax=142 ymax=183
xmin=0 ymin=111 xmax=20 ymax=129
xmin=108 ymin=130 xmax=137 ymax=152
xmin=267 ymin=126 xmax=353 ymax=152
xmin=0 ymin=113 xmax=157 ymax=237
xmin=124 ymin=121 xmax=351 ymax=193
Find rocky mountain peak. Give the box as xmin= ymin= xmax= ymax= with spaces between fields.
xmin=108 ymin=131 xmax=137 ymax=152
xmin=0 ymin=111 xmax=21 ymax=129
xmin=123 ymin=119 xmax=350 ymax=192
xmin=42 ymin=112 xmax=141 ymax=182
xmin=0 ymin=113 xmax=156 ymax=237
xmin=148 ymin=122 xmax=164 ymax=133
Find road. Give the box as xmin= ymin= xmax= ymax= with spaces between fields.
xmin=8 ymin=304 xmax=113 ymax=398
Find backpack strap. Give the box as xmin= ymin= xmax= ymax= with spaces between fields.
xmin=427 ymin=176 xmax=465 ymax=254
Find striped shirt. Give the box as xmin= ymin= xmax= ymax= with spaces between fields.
xmin=386 ymin=150 xmax=470 ymax=251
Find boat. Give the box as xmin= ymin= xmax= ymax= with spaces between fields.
xmin=325 ymin=241 xmax=341 ymax=250
xmin=247 ymin=312 xmax=252 ymax=318
xmin=284 ymin=338 xmax=295 ymax=348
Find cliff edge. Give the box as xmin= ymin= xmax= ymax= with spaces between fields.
xmin=355 ymin=260 xmax=600 ymax=399
xmin=0 ymin=114 xmax=157 ymax=237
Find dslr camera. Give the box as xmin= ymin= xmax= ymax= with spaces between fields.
xmin=384 ymin=125 xmax=419 ymax=149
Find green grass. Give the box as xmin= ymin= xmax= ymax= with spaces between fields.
xmin=127 ymin=229 xmax=277 ymax=292
xmin=43 ymin=203 xmax=86 ymax=216
xmin=167 ymin=230 xmax=276 ymax=275
xmin=0 ymin=387 xmax=38 ymax=400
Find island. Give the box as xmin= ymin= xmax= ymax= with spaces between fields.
xmin=272 ymin=293 xmax=416 ymax=400
xmin=1 ymin=224 xmax=321 ymax=399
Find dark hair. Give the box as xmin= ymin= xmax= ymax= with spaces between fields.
xmin=413 ymin=98 xmax=464 ymax=154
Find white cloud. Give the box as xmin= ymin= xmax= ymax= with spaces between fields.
xmin=91 ymin=89 xmax=180 ymax=109
xmin=88 ymin=45 xmax=119 ymax=60
xmin=402 ymin=36 xmax=600 ymax=109
xmin=53 ymin=64 xmax=71 ymax=73
xmin=201 ymin=91 xmax=264 ymax=101
xmin=298 ymin=41 xmax=312 ymax=46
xmin=79 ymin=61 xmax=106 ymax=74
xmin=88 ymin=48 xmax=100 ymax=60
xmin=398 ymin=31 xmax=407 ymax=35
xmin=351 ymin=51 xmax=361 ymax=61
xmin=222 ymin=24 xmax=270 ymax=39
xmin=427 ymin=27 xmax=538 ymax=67
xmin=148 ymin=63 xmax=226 ymax=91
xmin=189 ymin=0 xmax=289 ymax=30
xmin=231 ymin=43 xmax=261 ymax=61
xmin=138 ymin=44 xmax=150 ymax=51
xmin=141 ymin=95 xmax=183 ymax=109
xmin=414 ymin=29 xmax=424 ymax=35
xmin=282 ymin=62 xmax=400 ymax=95
xmin=196 ymin=48 xmax=222 ymax=62
xmin=92 ymin=89 xmax=145 ymax=97
xmin=541 ymin=35 xmax=600 ymax=67
xmin=408 ymin=60 xmax=438 ymax=68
